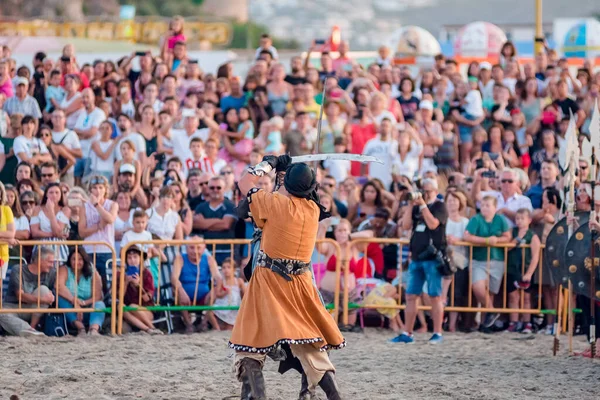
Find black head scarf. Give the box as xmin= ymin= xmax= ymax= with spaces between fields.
xmin=284 ymin=163 xmax=330 ymax=221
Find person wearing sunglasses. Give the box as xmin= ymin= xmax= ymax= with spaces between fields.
xmin=475 ymin=168 xmax=533 ymax=228
xmin=192 ymin=176 xmax=236 ymax=264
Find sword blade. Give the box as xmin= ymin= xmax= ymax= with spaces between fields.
xmin=291 ymin=153 xmax=384 ymax=164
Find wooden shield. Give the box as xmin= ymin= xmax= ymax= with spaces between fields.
xmin=563 ymin=221 xmax=600 ymax=301
xmin=544 ymin=212 xmax=590 ymax=286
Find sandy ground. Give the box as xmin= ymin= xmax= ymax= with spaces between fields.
xmin=1 ymin=330 xmax=599 ymax=400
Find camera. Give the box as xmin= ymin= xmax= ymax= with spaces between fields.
xmin=407 ymin=191 xmax=423 ymax=201
xmin=481 ymin=170 xmax=496 ymax=179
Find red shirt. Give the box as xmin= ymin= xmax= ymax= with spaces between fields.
xmin=350 ymin=122 xmax=377 ymax=176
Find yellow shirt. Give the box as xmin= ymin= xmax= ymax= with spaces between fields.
xmin=249 ymin=190 xmax=319 ymax=263
xmin=0 ymin=205 xmax=15 ymax=269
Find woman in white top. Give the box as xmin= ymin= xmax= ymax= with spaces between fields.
xmin=30 ymin=183 xmax=71 ymax=262
xmin=59 ymin=75 xmax=84 ymax=130
xmin=392 ymin=126 xmax=423 ymax=181
xmin=146 ymin=186 xmax=183 ymax=241
xmin=146 ymin=186 xmax=183 ymax=266
xmin=443 ymin=190 xmax=470 ymax=332
xmin=78 ymin=175 xmax=118 ymax=291
xmin=90 ymin=121 xmax=117 ymax=180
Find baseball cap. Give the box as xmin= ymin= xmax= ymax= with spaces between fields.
xmin=15 ymin=77 xmax=29 ymax=86
xmin=119 ymin=163 xmax=136 ymax=174
xmin=479 ymin=61 xmax=492 ymax=70
xmin=419 ymin=100 xmax=434 ymax=110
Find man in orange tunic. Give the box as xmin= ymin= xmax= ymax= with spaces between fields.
xmin=230 ymin=156 xmax=345 ymax=400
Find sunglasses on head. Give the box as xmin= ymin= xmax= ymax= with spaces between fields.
xmin=209 ymin=186 xmax=222 ymax=190
xmin=90 ymin=177 xmax=106 ymax=185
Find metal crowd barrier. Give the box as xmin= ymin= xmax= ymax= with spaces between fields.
xmin=118 ymin=238 xmax=342 ymax=334
xmin=341 ymin=238 xmax=546 ymax=325
xmin=0 ymin=241 xmax=117 ymax=335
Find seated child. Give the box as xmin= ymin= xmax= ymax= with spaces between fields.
xmin=363 ymin=282 xmax=404 ymax=333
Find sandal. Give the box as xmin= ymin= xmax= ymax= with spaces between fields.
xmin=77 ymin=328 xmax=86 ymax=336
xmin=146 ymin=328 xmax=164 ymax=335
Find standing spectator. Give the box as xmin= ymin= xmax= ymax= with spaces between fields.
xmin=267 ymin=64 xmax=293 ymax=116
xmin=348 ymin=104 xmax=377 ymax=176
xmin=58 ymin=74 xmax=83 ymax=130
xmin=3 ymin=77 xmax=42 ymax=122
xmin=192 ymin=176 xmax=237 ymax=263
xmin=348 ymin=181 xmax=383 ymax=228
xmin=443 ymin=191 xmax=470 ymax=332
xmin=13 ymin=116 xmax=52 ymax=165
xmin=59 ymin=56 xmax=89 ymax=89
xmin=146 ymin=186 xmax=183 ymax=242
xmin=553 ymin=79 xmax=585 ymax=128
xmin=115 ymin=114 xmax=146 ymax=162
xmin=282 ymin=111 xmax=316 ymax=156
xmin=254 ymin=33 xmax=279 ymax=61
xmin=72 ymin=88 xmax=106 ymax=183
xmin=391 ymin=178 xmax=447 ymax=344
xmin=0 ymin=245 xmax=56 ymax=336
xmin=285 ymin=56 xmax=306 ymax=86
xmin=220 ymin=77 xmax=246 ymax=112
xmin=464 ymin=195 xmax=512 ymax=330
xmin=0 ymin=60 xmax=13 ymax=98
xmin=416 ymin=100 xmax=443 ymax=172
xmin=213 ymin=257 xmax=245 ymax=330
xmin=506 ymin=209 xmax=541 ymax=333
xmin=57 ymin=247 xmax=105 ymax=336
xmin=171 ymin=111 xmax=214 ymax=175
xmin=0 ymin=182 xmax=16 ymax=279
xmin=39 ymin=161 xmax=60 ymax=190
xmin=474 ymin=168 xmax=533 ymax=227
xmin=186 ymin=169 xmax=209 ymax=211
xmin=78 ymin=175 xmax=118 ymax=291
xmin=393 ymin=125 xmax=424 ymax=180
xmin=90 ymin=120 xmax=117 ymax=180
xmin=527 ymin=159 xmax=559 ymax=214
xmin=362 ymin=118 xmax=398 ymax=189
xmin=50 ymin=109 xmax=82 ymax=186
xmin=30 ymin=182 xmax=71 ymax=263
xmin=397 ymin=77 xmax=420 ymax=121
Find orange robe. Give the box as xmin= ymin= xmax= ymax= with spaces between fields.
xmin=229 ymin=189 xmax=345 ymax=353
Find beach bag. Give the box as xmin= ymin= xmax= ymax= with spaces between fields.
xmin=44 ymin=313 xmax=68 ymax=337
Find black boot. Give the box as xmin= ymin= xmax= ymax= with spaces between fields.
xmin=298 ymin=372 xmax=315 ymax=399
xmin=239 ymin=358 xmax=266 ymax=400
xmin=318 ymin=371 xmax=342 ymax=400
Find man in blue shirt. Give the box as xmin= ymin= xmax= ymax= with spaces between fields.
xmin=526 ymin=159 xmax=558 ymax=211
xmin=220 ymin=77 xmax=246 ymax=112
xmin=192 ymin=176 xmax=237 ymax=263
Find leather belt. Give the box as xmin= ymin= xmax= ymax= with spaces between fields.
xmin=256 ymin=250 xmax=310 ymax=281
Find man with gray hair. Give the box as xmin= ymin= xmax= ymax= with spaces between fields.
xmin=0 ymin=246 xmax=57 ymax=336
xmin=473 ymin=168 xmax=533 ymax=227
xmin=391 ymin=177 xmax=448 ymax=344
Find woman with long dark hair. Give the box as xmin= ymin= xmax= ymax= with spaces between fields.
xmin=6 ymin=186 xmax=30 ymax=241
xmin=57 ymin=247 xmax=104 ymax=335
xmin=348 ymin=181 xmax=384 ymax=229
xmin=30 ymin=182 xmax=71 ymax=262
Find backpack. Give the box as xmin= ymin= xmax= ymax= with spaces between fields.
xmin=44 ymin=313 xmax=68 ymax=337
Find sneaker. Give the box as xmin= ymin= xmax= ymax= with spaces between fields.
xmin=389 ymin=332 xmax=414 ymax=344
xmin=428 ymin=333 xmax=443 ymax=344
xmin=521 ymin=323 xmax=533 ymax=334
xmin=506 ymin=322 xmax=518 ymax=332
xmin=544 ymin=325 xmax=554 ymax=335
xmin=20 ymin=328 xmax=44 ymax=337
xmin=482 ymin=313 xmax=500 ymax=328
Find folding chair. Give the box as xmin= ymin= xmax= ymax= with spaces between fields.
xmin=152 ymin=258 xmax=175 ymax=334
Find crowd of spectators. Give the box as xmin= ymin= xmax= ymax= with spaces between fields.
xmin=0 ymin=18 xmax=599 ymax=339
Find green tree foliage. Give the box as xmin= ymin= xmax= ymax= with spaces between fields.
xmin=118 ymin=0 xmax=205 ymax=17
xmin=231 ymin=21 xmax=299 ymax=50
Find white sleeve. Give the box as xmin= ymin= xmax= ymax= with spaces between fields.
xmin=363 ymin=141 xmax=373 ymax=156
xmin=66 ymin=130 xmax=81 ymax=149
xmin=12 ymin=137 xmax=27 ymax=156
xmin=120 ymin=231 xmax=131 ymax=249
xmin=91 ymin=110 xmax=106 ymax=128
xmin=0 ymin=141 xmax=4 ymax=153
